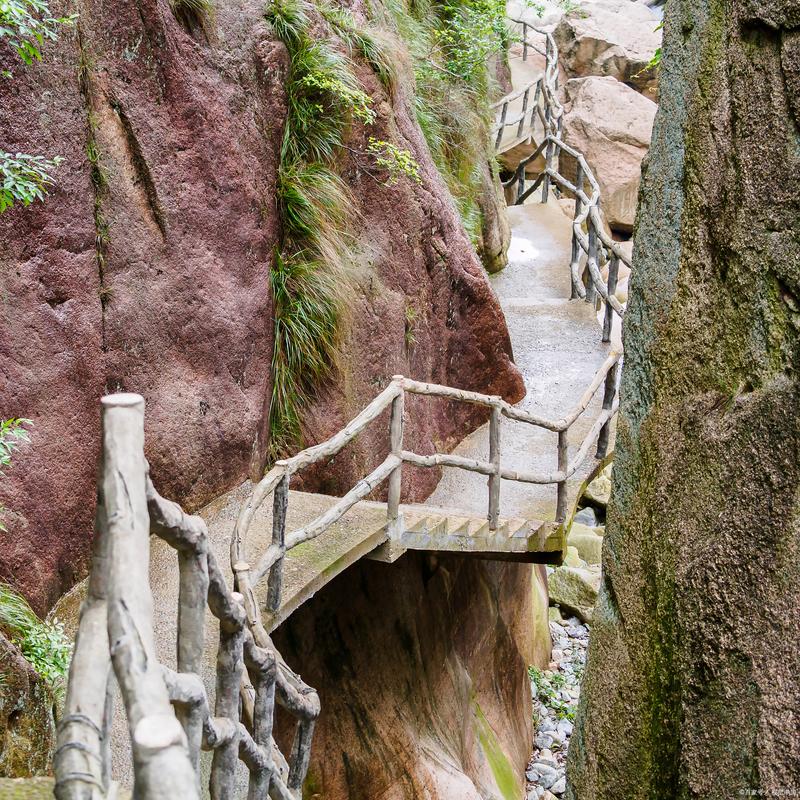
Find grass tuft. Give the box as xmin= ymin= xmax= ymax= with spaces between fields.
xmin=266 ymin=0 xmax=370 ymax=461
xmin=0 ymin=584 xmax=72 ymax=702
xmin=169 ymin=0 xmax=213 ymax=27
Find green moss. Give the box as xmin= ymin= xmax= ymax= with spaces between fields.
xmin=472 ymin=700 xmax=519 ymax=800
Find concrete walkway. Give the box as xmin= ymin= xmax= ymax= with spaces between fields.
xmin=427 ymin=198 xmax=614 ymax=523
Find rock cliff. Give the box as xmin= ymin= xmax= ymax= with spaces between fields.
xmin=568 ymin=0 xmax=800 ymax=795
xmin=0 ymin=0 xmax=522 ymax=613
xmin=273 ymin=554 xmax=551 ymax=800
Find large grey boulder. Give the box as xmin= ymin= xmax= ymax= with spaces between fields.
xmin=553 ymin=0 xmax=662 ymax=99
xmin=560 ymin=76 xmax=657 ymax=233
xmin=548 ymin=566 xmax=600 ymax=622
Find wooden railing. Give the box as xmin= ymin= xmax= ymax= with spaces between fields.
xmin=55 ymin=395 xmax=318 ymax=800
xmin=495 ymin=18 xmax=631 ymax=343
xmin=491 ymin=21 xmax=549 ymax=153
xmin=232 ymin=354 xmax=620 ymax=622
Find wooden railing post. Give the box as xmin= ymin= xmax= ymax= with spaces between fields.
xmin=516 ymin=163 xmax=526 ymax=204
xmin=586 ymin=219 xmax=598 ymax=307
xmin=596 ymin=361 xmax=620 ymax=459
xmin=175 ymin=542 xmax=209 ymax=787
xmin=603 ymin=254 xmax=620 ymax=343
xmin=495 ymin=101 xmax=508 ymax=151
xmin=522 ymin=21 xmax=528 ymax=60
xmin=570 ymin=162 xmax=585 ymax=299
xmin=266 ymin=471 xmax=289 ymax=614
xmin=487 ymin=406 xmax=501 ymax=530
xmin=556 ymin=430 xmax=568 ymax=522
xmin=387 ymin=377 xmax=405 ymax=539
xmin=517 ymin=86 xmax=530 ymax=140
xmin=102 ymin=394 xmax=197 ymax=800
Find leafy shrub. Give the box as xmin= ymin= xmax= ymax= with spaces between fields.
xmin=434 ymin=0 xmax=508 ymax=85
xmin=0 ymin=151 xmax=62 ymax=212
xmin=0 ymin=584 xmax=72 ymax=700
xmin=367 ymin=137 xmax=421 ymax=185
xmin=0 ymin=0 xmax=75 ymax=69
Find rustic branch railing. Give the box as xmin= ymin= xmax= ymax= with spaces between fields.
xmin=55 ymin=394 xmax=319 ymax=800
xmin=232 ymin=353 xmax=620 ymax=627
xmin=495 ymin=17 xmax=631 ymax=343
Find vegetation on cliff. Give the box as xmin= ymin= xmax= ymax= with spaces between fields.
xmin=0 ymin=0 xmax=72 ymax=211
xmin=264 ymin=0 xmax=510 ymax=459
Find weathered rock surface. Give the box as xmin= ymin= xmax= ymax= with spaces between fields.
xmin=560 ymin=76 xmax=656 ymax=233
xmin=0 ymin=634 xmax=54 ymax=778
xmin=273 ymin=555 xmax=549 ymax=800
xmin=0 ymin=0 xmax=523 ymax=614
xmin=547 ymin=566 xmax=599 ymax=623
xmin=569 ymin=0 xmax=800 ymax=795
xmin=553 ymin=0 xmax=661 ymax=98
xmin=566 ymin=523 xmax=603 ymax=565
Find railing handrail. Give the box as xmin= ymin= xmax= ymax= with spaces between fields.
xmin=495 ymin=16 xmax=631 ymax=341
xmin=233 ymin=349 xmax=621 ymax=607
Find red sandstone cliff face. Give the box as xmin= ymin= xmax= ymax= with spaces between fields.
xmin=0 ymin=0 xmax=523 ymax=613
xmin=273 ymin=555 xmax=549 ymax=800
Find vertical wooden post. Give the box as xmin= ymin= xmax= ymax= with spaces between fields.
xmin=387 ymin=379 xmax=405 ymax=539
xmin=267 ymin=471 xmax=289 ymax=614
xmin=102 ymin=394 xmax=197 ymax=800
xmin=516 ymin=163 xmax=526 ymax=204
xmin=603 ymin=255 xmax=620 ymax=343
xmin=522 ymin=22 xmax=528 ymax=60
xmin=495 ymin=101 xmax=508 ymax=151
xmin=586 ymin=219 xmax=598 ymax=307
xmin=210 ymin=614 xmax=244 ymax=800
xmin=517 ymin=86 xmax=530 ymax=140
xmin=288 ymin=719 xmax=316 ymax=795
xmin=556 ymin=430 xmax=569 ymax=522
xmin=487 ymin=406 xmax=501 ymax=530
xmin=176 ymin=545 xmax=208 ymax=786
xmin=55 ymin=476 xmax=114 ymax=799
xmin=596 ymin=361 xmax=620 ymax=459
xmin=570 ymin=162 xmax=585 ymax=299
xmin=245 ymin=642 xmax=277 ymax=800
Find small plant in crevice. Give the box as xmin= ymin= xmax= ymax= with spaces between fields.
xmin=0 ymin=583 xmax=72 ymax=702
xmin=404 ymin=303 xmax=419 ymax=349
xmin=367 ymin=137 xmax=422 ymax=185
xmin=528 ymin=665 xmax=576 ymax=721
xmin=0 ymin=417 xmax=32 ymax=531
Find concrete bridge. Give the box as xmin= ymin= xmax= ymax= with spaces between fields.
xmin=50 ymin=18 xmax=628 ymax=800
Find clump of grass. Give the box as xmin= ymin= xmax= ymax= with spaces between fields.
xmin=379 ymin=0 xmax=499 ymax=245
xmin=318 ymin=2 xmax=397 ymax=90
xmin=169 ymin=0 xmax=213 ymax=28
xmin=266 ymin=0 xmax=376 ymax=461
xmin=0 ymin=584 xmax=72 ymax=701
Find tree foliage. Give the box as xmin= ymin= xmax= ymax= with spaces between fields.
xmin=0 ymin=151 xmax=61 ymax=211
